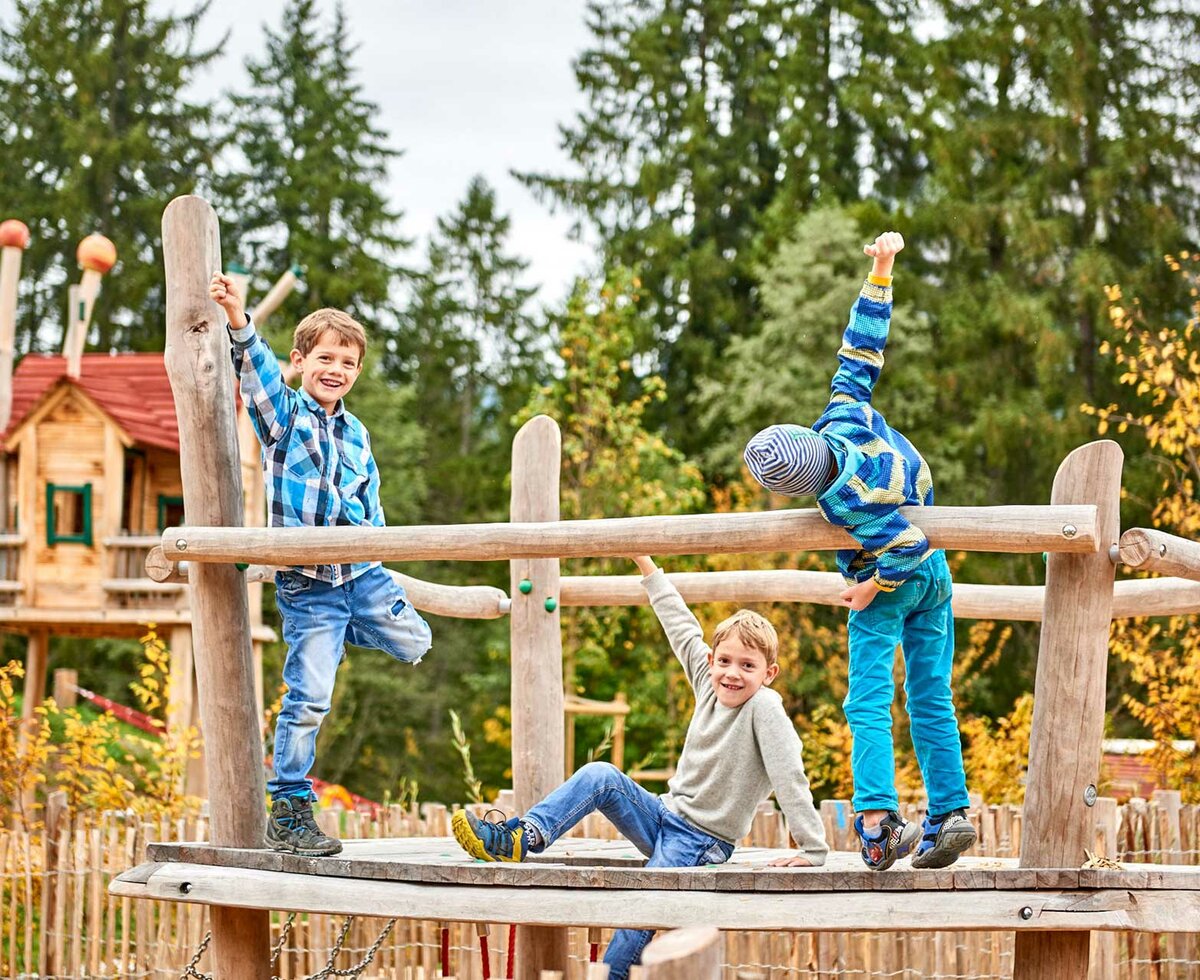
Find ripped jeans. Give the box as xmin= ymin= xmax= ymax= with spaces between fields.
xmin=269 ymin=565 xmax=432 ymax=799
xmin=522 ymin=762 xmax=734 ymax=980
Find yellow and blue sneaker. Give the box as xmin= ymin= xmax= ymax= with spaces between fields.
xmin=452 ymin=809 xmax=527 ymax=863
xmin=911 ymin=808 xmax=977 ymax=869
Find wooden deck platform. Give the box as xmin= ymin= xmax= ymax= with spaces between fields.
xmin=111 ymin=837 xmax=1200 ymax=934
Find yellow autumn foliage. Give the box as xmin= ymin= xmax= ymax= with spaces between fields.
xmin=1083 ymin=256 xmax=1200 ymax=802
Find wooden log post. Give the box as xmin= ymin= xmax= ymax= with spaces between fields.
xmin=1014 ymin=441 xmax=1122 ymax=980
xmin=510 ymin=415 xmax=567 ymax=979
xmin=160 ymin=194 xmax=270 ymax=978
xmin=19 ymin=629 xmax=49 ymax=731
xmin=636 ymin=927 xmax=724 ymax=980
xmin=0 ymin=219 xmax=30 ymax=533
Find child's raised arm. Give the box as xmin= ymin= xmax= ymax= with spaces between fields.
xmin=863 ymin=230 xmax=904 ymax=279
xmin=829 ymin=232 xmax=905 ymax=405
xmin=633 ymin=557 xmax=711 ymax=689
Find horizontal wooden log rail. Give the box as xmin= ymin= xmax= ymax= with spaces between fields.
xmin=148 ymin=547 xmax=1200 ymax=623
xmin=561 ymin=571 xmax=1200 ymax=621
xmin=144 ymin=546 xmax=510 ymax=619
xmin=160 ymin=505 xmax=1099 ymax=567
xmin=1118 ymin=527 xmax=1200 ymax=583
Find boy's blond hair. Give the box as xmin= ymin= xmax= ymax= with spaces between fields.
xmin=711 ymin=609 xmax=779 ymax=666
xmin=293 ymin=308 xmax=368 ymax=364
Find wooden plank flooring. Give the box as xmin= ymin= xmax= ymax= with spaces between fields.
xmin=140 ymin=836 xmax=1200 ymax=893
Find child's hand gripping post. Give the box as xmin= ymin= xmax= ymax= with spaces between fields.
xmin=863 ymin=231 xmax=904 ymax=279
xmin=210 ymin=271 xmax=248 ymax=329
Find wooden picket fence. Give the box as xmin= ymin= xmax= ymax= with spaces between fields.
xmin=1 ymin=792 xmax=1197 ymax=979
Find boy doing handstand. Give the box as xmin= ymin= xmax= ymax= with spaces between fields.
xmin=452 ymin=556 xmax=827 ymax=980
xmin=743 ymin=232 xmax=977 ymax=871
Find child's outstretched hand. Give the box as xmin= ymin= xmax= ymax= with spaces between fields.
xmin=863 ymin=231 xmax=904 ymax=278
xmin=839 ymin=578 xmax=882 ymax=611
xmin=630 ymin=556 xmax=658 ymax=577
xmin=767 ymin=854 xmax=815 ymax=868
xmin=209 ymin=271 xmax=248 ymax=328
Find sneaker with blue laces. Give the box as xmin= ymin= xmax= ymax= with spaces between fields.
xmin=911 ymin=808 xmax=977 ymax=869
xmin=855 ymin=810 xmax=920 ymax=871
xmin=452 ymin=809 xmax=527 ymax=862
xmin=265 ymin=794 xmax=342 ymax=857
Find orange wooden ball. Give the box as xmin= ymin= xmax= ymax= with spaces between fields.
xmin=77 ymin=233 xmax=117 ymax=273
xmin=0 ymin=220 xmax=30 ymax=250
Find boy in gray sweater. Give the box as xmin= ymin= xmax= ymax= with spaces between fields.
xmin=452 ymin=556 xmax=827 ymax=980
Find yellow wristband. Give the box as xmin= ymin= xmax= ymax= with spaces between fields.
xmin=867 ymin=274 xmax=893 ymax=287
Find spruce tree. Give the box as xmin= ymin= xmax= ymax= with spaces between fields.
xmin=915 ymin=0 xmax=1200 ymax=506
xmin=519 ymin=0 xmax=924 ymax=452
xmin=0 ymin=0 xmax=219 ymax=352
xmin=397 ymin=176 xmax=541 ymax=524
xmin=217 ymin=0 xmax=406 ymax=334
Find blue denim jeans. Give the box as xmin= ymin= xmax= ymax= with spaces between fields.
xmin=269 ymin=565 xmax=433 ymax=799
xmin=522 ymin=762 xmax=733 ymax=980
xmin=844 ymin=550 xmax=970 ymax=816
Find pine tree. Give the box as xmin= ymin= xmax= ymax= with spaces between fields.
xmin=913 ymin=0 xmax=1200 ymax=505
xmin=694 ymin=207 xmax=944 ymax=484
xmin=397 ymin=176 xmax=541 ymax=524
xmin=0 ymin=0 xmax=219 ymax=352
xmin=217 ymin=0 xmax=406 ymax=336
xmin=519 ymin=0 xmax=924 ymax=452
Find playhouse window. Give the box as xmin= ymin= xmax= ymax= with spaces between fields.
xmin=46 ymin=483 xmax=93 ymax=546
xmin=157 ymin=495 xmax=185 ymax=531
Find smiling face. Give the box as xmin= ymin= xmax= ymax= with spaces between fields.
xmin=707 ymin=635 xmax=779 ymax=708
xmin=291 ymin=330 xmax=363 ymax=413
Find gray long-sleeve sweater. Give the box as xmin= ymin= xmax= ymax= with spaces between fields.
xmin=644 ymin=569 xmax=829 ymax=864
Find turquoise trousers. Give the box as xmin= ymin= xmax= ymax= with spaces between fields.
xmin=844 ymin=550 xmax=970 ymax=816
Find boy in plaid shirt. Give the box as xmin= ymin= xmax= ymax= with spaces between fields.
xmin=211 ymin=272 xmax=432 ymax=856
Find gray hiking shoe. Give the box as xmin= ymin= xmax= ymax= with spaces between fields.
xmin=911 ymin=808 xmax=977 ymax=869
xmin=266 ymin=795 xmax=343 ymax=857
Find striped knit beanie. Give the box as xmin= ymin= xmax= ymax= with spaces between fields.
xmin=743 ymin=424 xmax=834 ymax=497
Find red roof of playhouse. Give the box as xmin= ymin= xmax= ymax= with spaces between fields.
xmin=3 ymin=353 xmax=180 ymax=453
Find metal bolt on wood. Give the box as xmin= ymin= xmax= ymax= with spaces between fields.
xmin=1020 ymin=907 xmax=1034 ymax=920
xmin=1062 ymin=524 xmax=1077 ymax=538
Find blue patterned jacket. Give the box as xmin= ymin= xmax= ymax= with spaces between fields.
xmin=815 ymin=279 xmax=935 ymax=591
xmin=228 ymin=317 xmax=383 ymax=585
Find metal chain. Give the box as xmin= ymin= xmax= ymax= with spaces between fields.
xmin=271 ymin=912 xmax=298 ymax=966
xmin=182 ymin=913 xmax=395 ymax=980
xmin=179 ymin=930 xmax=212 ymax=980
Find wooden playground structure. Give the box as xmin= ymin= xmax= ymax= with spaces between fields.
xmin=104 ymin=196 xmax=1200 ymax=980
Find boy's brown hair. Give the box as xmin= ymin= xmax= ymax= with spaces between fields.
xmin=293 ymin=308 xmax=368 ymax=364
xmin=711 ymin=609 xmax=779 ymax=666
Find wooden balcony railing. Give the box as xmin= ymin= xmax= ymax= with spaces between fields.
xmin=0 ymin=534 xmax=23 ymax=602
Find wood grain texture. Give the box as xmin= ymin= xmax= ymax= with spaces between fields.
xmin=143 ymin=547 xmax=510 ymax=618
xmin=160 ymin=504 xmax=1100 ymax=565
xmin=639 ymin=927 xmax=723 ymax=980
xmin=509 ymin=415 xmax=567 ymax=980
xmin=1016 ymin=441 xmax=1123 ymax=980
xmin=160 ymin=194 xmax=270 ymax=979
xmin=139 ymin=837 xmax=1200 ymax=893
xmin=109 ymin=861 xmax=1200 ymax=933
xmin=1119 ymin=527 xmax=1200 ymax=582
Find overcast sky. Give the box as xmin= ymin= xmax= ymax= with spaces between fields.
xmin=181 ymin=0 xmax=597 ymax=305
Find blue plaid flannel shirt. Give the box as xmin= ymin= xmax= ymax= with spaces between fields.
xmin=229 ymin=317 xmax=383 ymax=585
